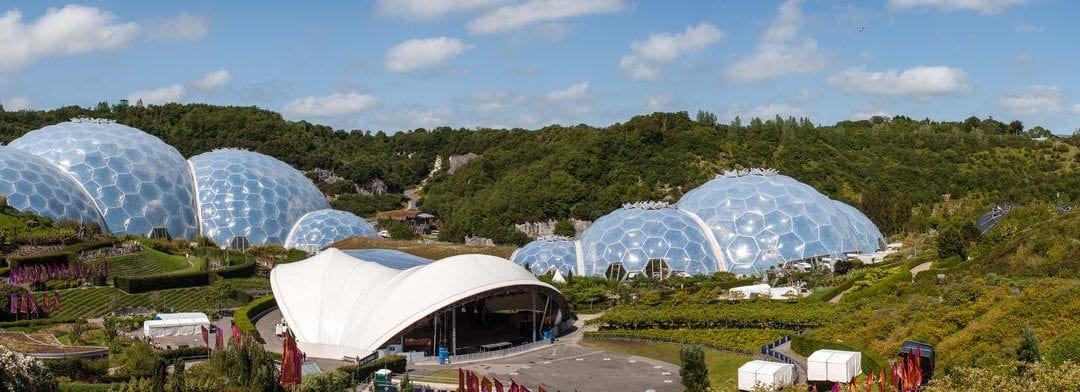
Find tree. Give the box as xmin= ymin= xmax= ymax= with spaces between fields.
xmin=696 ymin=110 xmax=717 ymax=126
xmin=680 ymin=344 xmax=710 ymax=392
xmin=166 ymin=359 xmax=186 ymax=392
xmin=937 ymin=220 xmax=979 ymax=260
xmin=553 ymin=219 xmax=577 ymax=237
xmin=1008 ymin=120 xmax=1024 ymax=135
xmin=1017 ymin=326 xmax=1041 ymax=364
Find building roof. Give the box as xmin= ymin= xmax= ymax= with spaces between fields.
xmin=270 ymin=248 xmax=560 ymax=360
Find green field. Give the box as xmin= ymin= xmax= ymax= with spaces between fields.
xmin=103 ymin=246 xmax=204 ymax=277
xmin=42 ymin=286 xmax=247 ymax=319
xmin=586 ymin=328 xmax=790 ymax=354
xmin=581 ymin=339 xmax=748 ymax=391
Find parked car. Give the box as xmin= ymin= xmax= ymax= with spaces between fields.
xmin=378 ymin=230 xmax=390 ymax=238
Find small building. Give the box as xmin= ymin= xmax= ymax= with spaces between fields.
xmin=142 ymin=312 xmax=211 ymax=338
xmin=376 ymin=209 xmax=440 ymax=234
xmin=728 ymin=284 xmax=807 ymax=300
xmin=807 ymin=349 xmax=862 ymax=383
xmin=737 ymin=360 xmax=795 ymax=391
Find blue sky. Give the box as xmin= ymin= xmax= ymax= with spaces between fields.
xmin=0 ymin=0 xmax=1077 ymax=133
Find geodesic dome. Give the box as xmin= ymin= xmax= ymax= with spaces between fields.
xmin=284 ymin=209 xmax=377 ymax=251
xmin=189 ymin=149 xmax=329 ymax=247
xmin=8 ymin=120 xmax=198 ymax=239
xmin=677 ymin=170 xmax=861 ymax=275
xmin=510 ymin=236 xmax=581 ymax=275
xmin=831 ymin=201 xmax=885 ymax=253
xmin=0 ymin=147 xmax=104 ymax=227
xmin=578 ymin=202 xmax=724 ymax=279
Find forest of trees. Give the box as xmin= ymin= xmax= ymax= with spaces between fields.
xmin=2 ymin=103 xmax=1078 ymax=244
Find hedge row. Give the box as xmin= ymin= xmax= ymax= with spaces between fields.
xmin=214 ymin=261 xmax=257 ymax=279
xmin=336 ymin=355 xmax=407 ymax=382
xmin=59 ymin=383 xmax=127 ymax=392
xmin=234 ymin=295 xmax=276 ymax=336
xmin=8 ymin=252 xmax=75 ymax=268
xmin=791 ymin=335 xmax=886 ymax=375
xmin=160 ymin=346 xmax=211 ymax=360
xmin=114 ymin=270 xmax=210 ymax=293
xmin=0 ymin=317 xmax=84 ymax=328
xmin=114 ymin=260 xmax=256 ymax=294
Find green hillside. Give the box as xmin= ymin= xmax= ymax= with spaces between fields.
xmin=4 ymin=105 xmax=1080 ymax=244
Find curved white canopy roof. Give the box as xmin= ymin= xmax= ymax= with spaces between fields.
xmin=270 ymin=248 xmax=562 ymax=360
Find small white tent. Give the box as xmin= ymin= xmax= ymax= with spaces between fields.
xmin=737 ymin=360 xmax=795 ymax=391
xmin=807 ymin=349 xmax=862 ymax=382
xmin=143 ymin=312 xmax=211 ymax=338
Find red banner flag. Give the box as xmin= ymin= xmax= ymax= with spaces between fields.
xmin=52 ymin=291 xmax=60 ymax=312
xmin=215 ymin=328 xmax=223 ymax=350
xmin=481 ymin=376 xmax=492 ymax=392
xmin=19 ymin=293 xmax=27 ymax=314
xmin=459 ymin=369 xmax=466 ymax=392
xmin=279 ymin=333 xmax=303 ymax=385
xmin=494 ymin=378 xmax=504 ymax=392
xmin=467 ymin=370 xmax=479 ymax=392
xmin=230 ymin=321 xmax=241 ymax=343
xmin=509 ymin=380 xmax=520 ymax=392
xmin=201 ymin=325 xmax=209 ymax=347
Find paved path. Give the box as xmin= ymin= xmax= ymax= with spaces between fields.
xmin=828 ymin=287 xmax=853 ymax=304
xmin=771 ymin=340 xmax=808 ymax=384
xmin=909 ymin=261 xmax=933 ymax=281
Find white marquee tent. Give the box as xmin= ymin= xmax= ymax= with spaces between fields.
xmin=271 ymin=248 xmax=565 ymax=360
xmin=737 ymin=360 xmax=795 ymax=391
xmin=142 ymin=312 xmax=210 ymax=338
xmin=807 ymin=349 xmax=862 ymax=382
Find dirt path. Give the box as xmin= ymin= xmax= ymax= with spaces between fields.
xmin=910 ymin=261 xmax=933 ymax=281
xmin=772 ymin=340 xmax=808 ymax=384
xmin=829 ymin=287 xmax=853 ymax=304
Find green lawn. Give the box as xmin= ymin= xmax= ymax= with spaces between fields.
xmin=104 ymin=246 xmax=204 ymax=277
xmin=582 ymin=338 xmax=749 ymax=391
xmin=41 ymin=286 xmax=246 ymax=319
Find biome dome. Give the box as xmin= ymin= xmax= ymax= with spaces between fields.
xmin=513 ymin=169 xmax=885 ymax=278
xmin=509 ymin=235 xmax=581 ymax=275
xmin=8 ymin=119 xmax=198 ymax=239
xmin=0 ymin=147 xmax=104 ymax=227
xmin=189 ymin=149 xmax=330 ymax=248
xmin=578 ymin=201 xmax=724 ymax=279
xmin=284 ymin=209 xmax=378 ymax=251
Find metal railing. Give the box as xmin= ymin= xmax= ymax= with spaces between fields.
xmin=412 ymin=339 xmax=552 ymax=365
xmin=759 ymin=335 xmax=797 ymax=365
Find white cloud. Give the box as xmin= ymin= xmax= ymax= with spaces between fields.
xmin=827 ymin=66 xmax=970 ymax=97
xmin=994 ymin=85 xmax=1066 ymax=116
xmin=728 ymin=104 xmax=809 ymax=120
xmin=147 ymin=12 xmax=208 ymax=41
xmin=794 ymin=89 xmax=818 ymax=102
xmin=377 ymin=0 xmax=502 ymax=21
xmin=0 ymin=5 xmax=139 ymax=72
xmin=127 ymin=84 xmax=186 ymax=105
xmin=385 ymin=37 xmax=472 ymax=73
xmin=888 ymin=0 xmax=1029 ymax=14
xmin=1015 ymin=52 xmax=1031 ymax=64
xmin=619 ymin=23 xmax=725 ymax=81
xmin=641 ymin=94 xmax=672 ymax=111
xmin=191 ymin=69 xmax=231 ymax=91
xmin=725 ymin=0 xmax=828 ymax=83
xmin=282 ymin=93 xmax=379 ymax=117
xmin=127 ymin=69 xmax=232 ymax=104
xmin=467 ymin=0 xmax=625 ymax=35
xmin=1014 ymin=23 xmax=1044 ymax=33
xmin=376 ymin=105 xmax=455 ymax=130
xmin=547 ymin=81 xmax=589 ymax=101
xmin=4 ymin=96 xmax=32 ymax=111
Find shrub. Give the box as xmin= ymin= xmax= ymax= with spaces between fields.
xmin=8 ymin=252 xmax=75 ymax=268
xmin=336 ymin=355 xmax=407 ymax=384
xmin=160 ymin=346 xmax=211 ymax=361
xmin=234 ymin=295 xmax=276 ymax=336
xmin=42 ymin=358 xmax=109 ymax=382
xmin=114 ymin=271 xmax=210 ymax=294
xmin=212 ymin=261 xmax=256 ymax=279
xmin=59 ymin=383 xmax=128 ymax=392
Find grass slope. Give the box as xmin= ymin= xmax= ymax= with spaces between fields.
xmin=42 ymin=286 xmax=246 ymax=319
xmin=330 ymin=237 xmax=516 ymax=260
xmin=104 ymin=246 xmax=203 ymax=277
